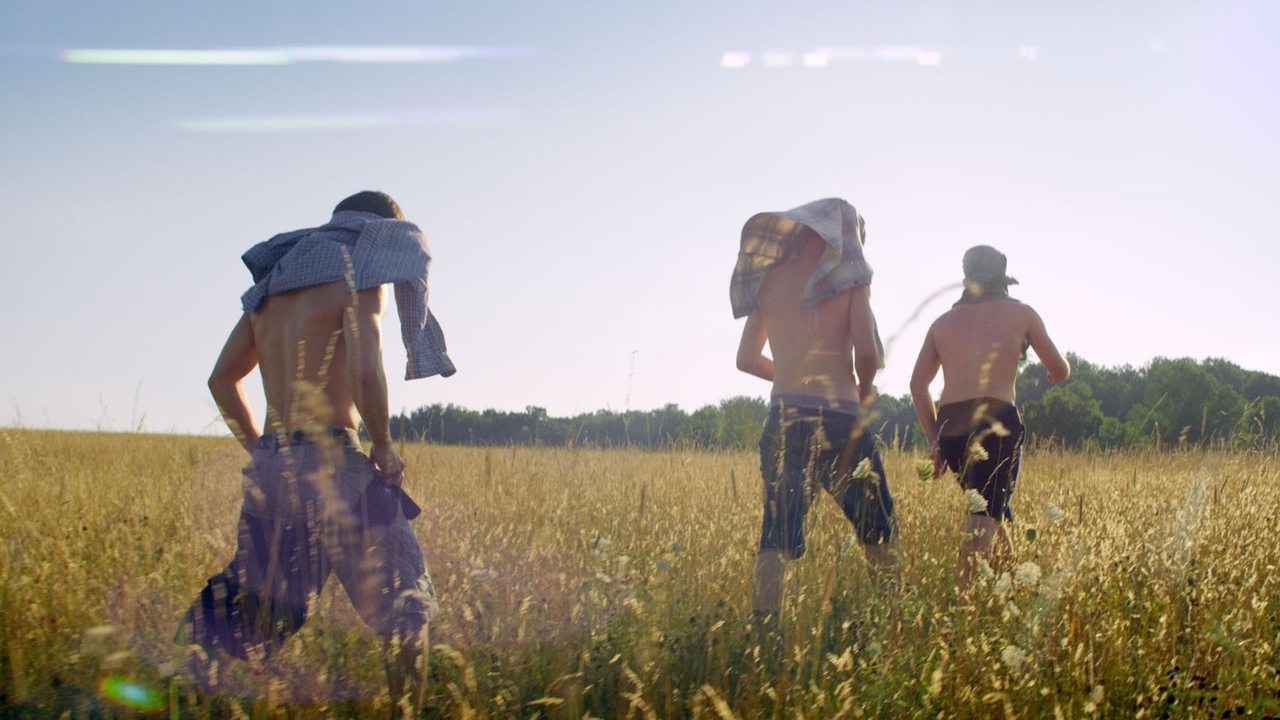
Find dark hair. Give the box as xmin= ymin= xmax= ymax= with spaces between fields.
xmin=333 ymin=190 xmax=403 ymax=219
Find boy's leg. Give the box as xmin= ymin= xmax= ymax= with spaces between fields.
xmin=958 ymin=513 xmax=1012 ymax=591
xmin=830 ymin=429 xmax=901 ymax=592
xmin=332 ymin=499 xmax=436 ymax=709
xmin=751 ymin=549 xmax=787 ymax=616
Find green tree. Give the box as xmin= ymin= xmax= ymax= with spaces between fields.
xmin=1023 ymin=385 xmax=1104 ymax=447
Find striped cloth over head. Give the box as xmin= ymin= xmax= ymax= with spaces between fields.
xmin=729 ymin=197 xmax=873 ymax=319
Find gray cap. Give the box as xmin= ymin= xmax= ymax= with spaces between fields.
xmin=962 ymin=245 xmax=1019 ymax=286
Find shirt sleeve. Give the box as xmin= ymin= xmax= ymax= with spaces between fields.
xmin=394 ymin=278 xmax=457 ymax=380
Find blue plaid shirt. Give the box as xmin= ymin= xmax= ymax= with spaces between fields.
xmin=240 ymin=211 xmax=456 ymax=380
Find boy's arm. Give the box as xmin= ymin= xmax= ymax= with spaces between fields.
xmin=909 ymin=324 xmax=945 ymax=475
xmin=1025 ymin=306 xmax=1071 ymax=383
xmin=209 ymin=313 xmax=261 ymax=455
xmin=736 ymin=311 xmax=774 ymax=381
xmin=848 ymin=285 xmax=879 ymax=405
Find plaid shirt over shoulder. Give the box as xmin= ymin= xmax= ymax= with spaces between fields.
xmin=240 ymin=210 xmax=456 ymax=380
xmin=729 ymin=198 xmax=873 ymax=319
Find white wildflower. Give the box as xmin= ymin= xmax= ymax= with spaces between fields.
xmin=1014 ymin=561 xmax=1042 ymax=587
xmin=964 ymin=489 xmax=989 ymax=513
xmin=966 ymin=442 xmax=989 ymax=463
xmin=1046 ymin=503 xmax=1066 ymax=524
xmin=993 ymin=572 xmax=1012 ymax=598
xmin=469 ymin=568 xmax=499 ymax=582
xmin=989 ymin=420 xmax=1011 ymax=437
xmin=80 ymin=625 xmax=121 ymax=655
xmin=102 ymin=650 xmax=135 ymax=670
xmin=1087 ymin=685 xmax=1105 ymax=711
xmin=1000 ymin=644 xmax=1028 ymax=672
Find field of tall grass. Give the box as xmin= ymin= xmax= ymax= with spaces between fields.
xmin=1 ymin=428 xmax=1277 ymax=717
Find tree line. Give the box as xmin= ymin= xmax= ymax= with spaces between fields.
xmin=388 ymin=355 xmax=1280 ymax=450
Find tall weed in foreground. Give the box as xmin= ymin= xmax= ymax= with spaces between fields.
xmin=1 ymin=429 xmax=1277 ymax=717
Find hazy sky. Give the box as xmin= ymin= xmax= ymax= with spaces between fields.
xmin=1 ymin=1 xmax=1276 ymax=434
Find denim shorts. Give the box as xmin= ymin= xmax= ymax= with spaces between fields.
xmin=758 ymin=398 xmax=897 ymax=558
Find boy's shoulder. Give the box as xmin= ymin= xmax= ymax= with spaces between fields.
xmin=932 ymin=298 xmax=1035 ymax=327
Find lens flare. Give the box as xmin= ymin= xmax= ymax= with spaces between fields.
xmin=97 ymin=676 xmax=164 ymax=713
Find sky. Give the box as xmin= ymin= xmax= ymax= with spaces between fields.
xmin=1 ymin=0 xmax=1276 ymax=435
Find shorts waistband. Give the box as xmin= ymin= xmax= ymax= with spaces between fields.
xmin=937 ymin=397 xmax=1020 ymax=436
xmin=257 ymin=427 xmax=361 ymax=451
xmin=770 ymin=394 xmax=861 ymax=416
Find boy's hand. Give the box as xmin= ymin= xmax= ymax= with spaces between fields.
xmin=859 ymin=383 xmax=879 ymax=408
xmin=371 ymin=444 xmax=406 ymax=486
xmin=930 ymin=444 xmax=946 ymax=480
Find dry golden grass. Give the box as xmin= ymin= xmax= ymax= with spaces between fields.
xmin=1 ymin=428 xmax=1278 ymax=717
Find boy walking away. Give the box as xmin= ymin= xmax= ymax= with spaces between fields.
xmin=182 ymin=191 xmax=454 ymax=709
xmin=909 ymin=245 xmax=1069 ymax=591
xmin=732 ymin=198 xmax=900 ymax=641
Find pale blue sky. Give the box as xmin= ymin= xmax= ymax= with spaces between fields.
xmin=1 ymin=1 xmax=1276 ymax=433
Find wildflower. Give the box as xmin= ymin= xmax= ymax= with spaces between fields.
xmin=469 ymin=568 xmax=499 ymax=582
xmin=1046 ymin=503 xmax=1066 ymax=524
xmin=655 ymin=559 xmax=672 ymax=571
xmin=1000 ymin=644 xmax=1028 ymax=672
xmin=80 ymin=625 xmax=122 ymax=655
xmin=1014 ymin=561 xmax=1041 ymax=587
xmin=966 ymin=442 xmax=989 ymax=463
xmin=993 ymin=572 xmax=1012 ymax=598
xmin=103 ymin=650 xmax=136 ymax=670
xmin=914 ymin=460 xmax=934 ymax=482
xmin=964 ymin=489 xmax=988 ymax=513
xmin=670 ymin=542 xmax=685 ymax=553
xmin=989 ymin=420 xmax=1011 ymax=437
xmin=851 ymin=457 xmax=877 ymax=481
xmin=1084 ymin=684 xmax=1105 ymax=712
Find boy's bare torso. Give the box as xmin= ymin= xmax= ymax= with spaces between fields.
xmin=251 ymin=280 xmax=376 ymax=432
xmin=757 ymin=237 xmax=859 ymax=404
xmin=928 ymin=299 xmax=1036 ymax=405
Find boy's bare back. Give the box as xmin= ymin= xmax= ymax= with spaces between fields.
xmin=921 ymin=299 xmax=1066 ymax=405
xmin=738 ymin=234 xmax=881 ymax=405
xmin=250 ymin=281 xmax=384 ymax=432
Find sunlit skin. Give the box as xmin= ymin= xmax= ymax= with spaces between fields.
xmin=910 ymin=295 xmax=1070 ymax=591
xmin=208 ymin=281 xmax=401 ymax=473
xmin=205 ymin=278 xmax=425 ymax=706
xmin=737 ymin=233 xmax=899 ymax=619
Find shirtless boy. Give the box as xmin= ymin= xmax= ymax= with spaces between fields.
xmin=909 ymin=245 xmax=1069 ymax=590
xmin=181 ymin=191 xmax=454 ymax=706
xmin=732 ymin=198 xmax=900 ymax=628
